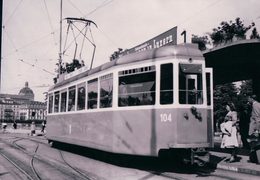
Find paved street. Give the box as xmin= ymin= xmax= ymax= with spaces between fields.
xmin=0 ymin=129 xmax=259 ymax=180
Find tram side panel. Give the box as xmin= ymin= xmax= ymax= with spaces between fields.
xmin=112 ymin=109 xmax=160 ymax=156
xmin=175 ymin=108 xmax=210 ymax=147
xmin=47 ymin=107 xmax=212 ymax=156
xmin=112 ymin=107 xmax=211 ymax=156
xmin=46 ymin=112 xmax=114 ymax=151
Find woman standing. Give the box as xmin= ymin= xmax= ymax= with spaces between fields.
xmin=220 ymin=102 xmax=239 ymax=163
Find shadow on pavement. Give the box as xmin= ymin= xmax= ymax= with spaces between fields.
xmin=53 ymin=141 xmax=216 ymax=176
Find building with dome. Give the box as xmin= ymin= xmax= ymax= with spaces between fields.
xmin=0 ymin=82 xmax=46 ymax=122
xmin=18 ymin=82 xmax=35 ymax=101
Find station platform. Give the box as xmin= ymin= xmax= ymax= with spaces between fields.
xmin=210 ymin=135 xmax=260 ymax=176
xmin=1 ymin=128 xmax=259 ymax=176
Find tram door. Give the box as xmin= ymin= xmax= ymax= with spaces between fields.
xmin=186 ymin=75 xmax=197 ymax=104
xmin=205 ymin=68 xmax=214 ymax=146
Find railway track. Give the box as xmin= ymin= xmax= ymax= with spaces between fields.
xmin=0 ymin=151 xmax=36 ymax=180
xmin=0 ymin=135 xmax=103 ymax=180
xmin=1 ymin=135 xmax=258 ymax=180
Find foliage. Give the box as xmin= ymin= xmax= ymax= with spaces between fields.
xmin=213 ymin=83 xmax=238 ymax=131
xmin=213 ymin=81 xmax=253 ymax=132
xmin=250 ymin=27 xmax=260 ymax=39
xmin=239 ymin=80 xmax=253 ymax=97
xmin=53 ymin=59 xmax=85 ymax=84
xmin=209 ymin=17 xmax=255 ymax=46
xmin=110 ymin=48 xmax=123 ymax=61
xmin=191 ymin=35 xmax=210 ymax=50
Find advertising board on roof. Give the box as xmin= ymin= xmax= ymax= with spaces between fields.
xmin=123 ymin=26 xmax=177 ymax=55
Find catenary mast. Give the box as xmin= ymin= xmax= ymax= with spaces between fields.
xmin=0 ymin=0 xmax=3 ymax=91
xmin=58 ymin=0 xmax=63 ymax=75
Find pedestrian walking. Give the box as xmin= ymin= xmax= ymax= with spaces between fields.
xmin=247 ymin=95 xmax=260 ymax=137
xmin=238 ymin=102 xmax=251 ymax=149
xmin=13 ymin=121 xmax=17 ymax=129
xmin=41 ymin=121 xmax=46 ymax=133
xmin=2 ymin=122 xmax=7 ymax=132
xmin=30 ymin=121 xmax=36 ymax=136
xmin=220 ymin=102 xmax=239 ymax=163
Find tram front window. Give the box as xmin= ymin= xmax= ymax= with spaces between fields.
xmin=118 ymin=66 xmax=155 ymax=107
xmin=160 ymin=63 xmax=173 ymax=104
xmin=179 ymin=64 xmax=203 ymax=104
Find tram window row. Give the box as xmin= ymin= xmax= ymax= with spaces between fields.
xmin=48 ymin=63 xmax=203 ymax=114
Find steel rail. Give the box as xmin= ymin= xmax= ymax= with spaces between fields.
xmin=30 ymin=144 xmax=41 ymax=180
xmin=0 ymin=151 xmax=35 ymax=180
xmin=59 ymin=150 xmax=93 ymax=180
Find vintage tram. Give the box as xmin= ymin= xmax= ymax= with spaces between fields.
xmin=46 ymin=43 xmax=213 ymax=165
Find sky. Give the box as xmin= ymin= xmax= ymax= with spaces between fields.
xmin=1 ymin=0 xmax=260 ymax=101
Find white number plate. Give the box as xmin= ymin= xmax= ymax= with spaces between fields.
xmin=160 ymin=113 xmax=172 ymax=122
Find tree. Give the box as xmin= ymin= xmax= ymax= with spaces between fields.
xmin=191 ymin=35 xmax=210 ymax=50
xmin=239 ymin=80 xmax=253 ymax=97
xmin=209 ymin=17 xmax=255 ymax=46
xmin=213 ymin=83 xmax=238 ymax=132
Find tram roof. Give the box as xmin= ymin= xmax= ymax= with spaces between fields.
xmin=49 ymin=43 xmax=203 ymax=91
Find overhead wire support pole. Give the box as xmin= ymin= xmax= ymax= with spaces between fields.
xmin=58 ymin=0 xmax=63 ymax=75
xmin=0 ymin=0 xmax=3 ymax=91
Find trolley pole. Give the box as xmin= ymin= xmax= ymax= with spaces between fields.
xmin=0 ymin=0 xmax=3 ymax=92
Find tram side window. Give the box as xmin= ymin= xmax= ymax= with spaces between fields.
xmin=88 ymin=78 xmax=98 ymax=109
xmin=160 ymin=63 xmax=173 ymax=104
xmin=118 ymin=66 xmax=156 ymax=107
xmin=60 ymin=91 xmax=67 ymax=112
xmin=54 ymin=92 xmax=60 ymax=113
xmin=100 ymin=74 xmax=113 ymax=108
xmin=77 ymin=83 xmax=86 ymax=110
xmin=68 ymin=86 xmax=76 ymax=111
xmin=48 ymin=94 xmax=53 ymax=113
xmin=179 ymin=64 xmax=203 ymax=104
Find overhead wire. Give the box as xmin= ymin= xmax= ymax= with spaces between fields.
xmin=2 ymin=27 xmax=18 ymax=52
xmin=42 ymin=0 xmax=56 ymax=44
xmin=18 ymin=59 xmax=55 ymax=75
xmin=4 ymin=0 xmax=24 ymax=26
xmin=177 ymin=0 xmax=224 ymax=27
xmin=82 ymin=0 xmax=122 ymax=50
xmin=84 ymin=0 xmax=114 ymax=18
xmin=66 ymin=0 xmax=85 ymax=17
xmin=3 ymin=31 xmax=55 ymax=58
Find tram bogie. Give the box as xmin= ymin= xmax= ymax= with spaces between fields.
xmin=46 ymin=44 xmax=214 ymax=166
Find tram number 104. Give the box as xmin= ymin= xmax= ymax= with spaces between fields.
xmin=160 ymin=113 xmax=172 ymax=122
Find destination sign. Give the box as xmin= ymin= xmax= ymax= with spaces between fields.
xmin=123 ymin=26 xmax=177 ymax=55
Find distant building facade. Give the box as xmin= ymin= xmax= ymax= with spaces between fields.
xmin=0 ymin=82 xmax=46 ymax=121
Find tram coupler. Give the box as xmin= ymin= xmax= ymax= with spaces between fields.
xmin=191 ymin=148 xmax=210 ymax=166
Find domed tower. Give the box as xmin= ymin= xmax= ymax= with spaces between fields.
xmin=19 ymin=82 xmax=34 ymax=101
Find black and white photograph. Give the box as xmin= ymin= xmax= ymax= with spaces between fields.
xmin=0 ymin=0 xmax=260 ymax=179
